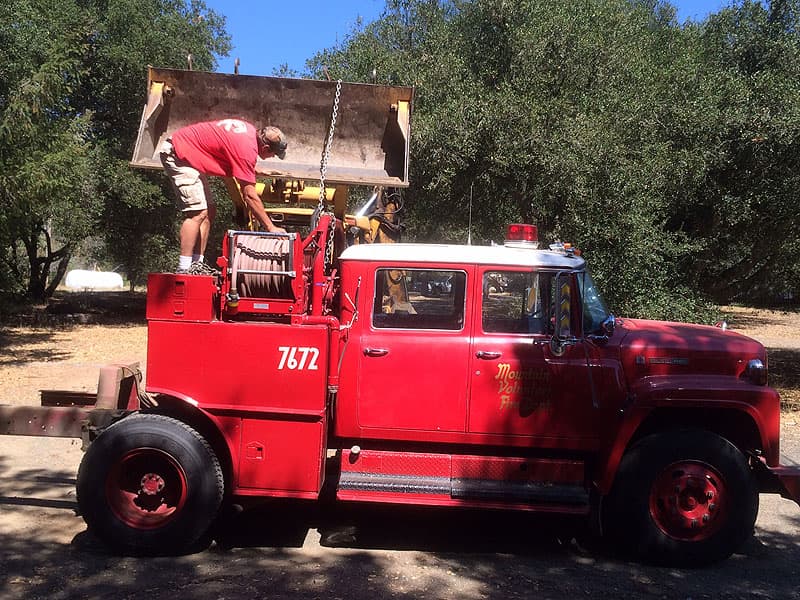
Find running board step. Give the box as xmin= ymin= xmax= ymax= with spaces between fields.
xmin=337 ymin=449 xmax=590 ymax=510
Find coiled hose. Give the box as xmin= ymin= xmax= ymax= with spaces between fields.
xmin=232 ymin=235 xmax=293 ymax=299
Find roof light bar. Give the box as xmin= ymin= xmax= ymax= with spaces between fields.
xmin=505 ymin=223 xmax=539 ymax=248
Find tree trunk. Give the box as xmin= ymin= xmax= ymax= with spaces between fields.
xmin=23 ymin=223 xmax=72 ymax=302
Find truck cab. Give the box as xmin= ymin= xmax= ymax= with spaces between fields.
xmin=335 ymin=236 xmax=619 ymax=447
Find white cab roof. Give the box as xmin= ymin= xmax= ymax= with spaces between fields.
xmin=340 ymin=243 xmax=586 ymax=270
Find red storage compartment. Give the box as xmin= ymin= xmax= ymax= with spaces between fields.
xmin=237 ymin=418 xmax=326 ymax=498
xmin=146 ymin=273 xmax=217 ymax=322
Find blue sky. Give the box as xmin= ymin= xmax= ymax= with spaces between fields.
xmin=203 ymin=0 xmax=730 ymax=77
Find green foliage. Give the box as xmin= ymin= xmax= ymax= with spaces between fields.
xmin=675 ymin=0 xmax=800 ymax=303
xmin=2 ymin=0 xmax=797 ymax=318
xmin=308 ymin=0 xmax=800 ymax=320
xmin=0 ymin=0 xmax=230 ymax=300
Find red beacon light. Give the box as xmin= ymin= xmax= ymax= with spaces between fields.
xmin=504 ymin=223 xmax=539 ymax=249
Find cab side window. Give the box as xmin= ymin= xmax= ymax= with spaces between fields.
xmin=482 ymin=270 xmax=558 ymax=335
xmin=372 ymin=269 xmax=466 ymax=330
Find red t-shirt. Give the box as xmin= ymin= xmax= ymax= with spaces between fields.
xmin=171 ymin=119 xmax=259 ymax=184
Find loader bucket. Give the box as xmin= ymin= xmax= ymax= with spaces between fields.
xmin=131 ymin=67 xmax=413 ymax=187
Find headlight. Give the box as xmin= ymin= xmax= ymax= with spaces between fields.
xmin=744 ymin=358 xmax=767 ymax=386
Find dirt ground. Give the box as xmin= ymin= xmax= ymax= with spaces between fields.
xmin=0 ymin=295 xmax=799 ymax=599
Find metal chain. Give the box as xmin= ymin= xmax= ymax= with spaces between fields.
xmin=324 ymin=214 xmax=336 ymax=272
xmin=316 ymin=79 xmax=342 ymax=220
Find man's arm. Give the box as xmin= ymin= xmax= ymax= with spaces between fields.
xmin=240 ymin=182 xmax=286 ymax=233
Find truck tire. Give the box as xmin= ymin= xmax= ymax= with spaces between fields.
xmin=602 ymin=430 xmax=758 ymax=566
xmin=76 ymin=413 xmax=224 ymax=555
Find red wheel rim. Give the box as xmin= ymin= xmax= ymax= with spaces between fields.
xmin=649 ymin=460 xmax=727 ymax=542
xmin=105 ymin=448 xmax=188 ymax=530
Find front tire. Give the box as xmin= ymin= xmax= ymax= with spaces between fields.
xmin=602 ymin=430 xmax=758 ymax=566
xmin=77 ymin=413 xmax=224 ymax=555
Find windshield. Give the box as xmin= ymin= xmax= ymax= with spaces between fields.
xmin=578 ymin=270 xmax=610 ymax=334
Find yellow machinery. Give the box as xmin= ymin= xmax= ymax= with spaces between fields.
xmin=131 ymin=66 xmax=413 ymax=243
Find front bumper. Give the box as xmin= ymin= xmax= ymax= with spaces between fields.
xmin=759 ymin=459 xmax=800 ymax=505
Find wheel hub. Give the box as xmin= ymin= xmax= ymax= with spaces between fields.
xmin=650 ymin=461 xmax=726 ymax=541
xmin=140 ymin=473 xmax=166 ymax=496
xmin=105 ymin=447 xmax=188 ymax=529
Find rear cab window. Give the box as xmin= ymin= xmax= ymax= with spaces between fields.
xmin=372 ymin=268 xmax=466 ymax=330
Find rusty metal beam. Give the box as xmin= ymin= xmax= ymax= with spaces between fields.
xmin=0 ymin=406 xmax=120 ymax=439
xmin=0 ymin=362 xmax=142 ymax=440
xmin=40 ymin=390 xmax=96 ymax=407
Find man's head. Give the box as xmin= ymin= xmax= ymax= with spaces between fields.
xmin=257 ymin=126 xmax=287 ymax=160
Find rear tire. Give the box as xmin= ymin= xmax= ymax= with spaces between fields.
xmin=602 ymin=430 xmax=758 ymax=566
xmin=77 ymin=413 xmax=224 ymax=555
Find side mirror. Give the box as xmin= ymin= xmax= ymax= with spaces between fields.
xmin=602 ymin=313 xmax=616 ymax=336
xmin=587 ymin=314 xmax=616 ymax=345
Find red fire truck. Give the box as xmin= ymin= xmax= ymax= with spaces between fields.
xmin=2 ymin=68 xmax=799 ymax=565
xmin=67 ymin=219 xmax=797 ymax=565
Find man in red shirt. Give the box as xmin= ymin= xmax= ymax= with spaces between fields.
xmin=160 ymin=119 xmax=288 ymax=273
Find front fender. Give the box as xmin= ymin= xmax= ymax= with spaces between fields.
xmin=595 ymin=375 xmax=781 ymax=492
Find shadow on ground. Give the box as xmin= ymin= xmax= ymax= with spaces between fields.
xmin=0 ymin=491 xmax=798 ymax=600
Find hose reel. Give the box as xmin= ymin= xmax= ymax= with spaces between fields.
xmin=231 ymin=234 xmax=294 ymax=300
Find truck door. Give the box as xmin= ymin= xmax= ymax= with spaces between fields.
xmin=356 ymin=267 xmax=472 ymax=434
xmin=468 ymin=268 xmax=606 ymax=446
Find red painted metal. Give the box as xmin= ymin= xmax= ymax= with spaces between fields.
xmin=619 ymin=318 xmax=769 ymax=382
xmin=466 ymin=269 xmax=616 ymax=442
xmin=594 ymin=376 xmax=783 ymax=494
xmin=147 ymin=273 xmax=217 ymax=322
xmin=215 ymin=216 xmax=339 ymax=320
xmin=451 ymin=455 xmax=584 ymax=483
xmin=237 ymin=417 xmax=326 ymax=495
xmin=761 ymin=462 xmax=800 ymax=505
xmin=106 ymin=448 xmax=188 ymax=530
xmin=20 ymin=53 xmax=791 ymax=558
xmin=146 ymin=309 xmax=333 ymax=497
xmin=648 ymin=460 xmax=727 ymax=542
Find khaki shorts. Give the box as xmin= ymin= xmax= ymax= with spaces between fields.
xmin=159 ymin=139 xmax=213 ymax=212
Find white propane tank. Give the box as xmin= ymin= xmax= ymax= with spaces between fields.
xmin=65 ymin=270 xmax=124 ymax=291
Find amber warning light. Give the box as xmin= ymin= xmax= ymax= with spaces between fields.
xmin=505 ymin=223 xmax=539 ymax=248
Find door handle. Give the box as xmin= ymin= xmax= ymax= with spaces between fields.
xmin=475 ymin=350 xmax=501 ymax=360
xmin=363 ymin=347 xmax=389 ymax=357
